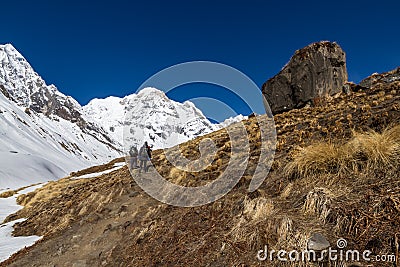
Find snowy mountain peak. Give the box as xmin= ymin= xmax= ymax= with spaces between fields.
xmin=136 ymin=87 xmax=167 ymax=97
xmin=0 ymin=44 xmax=122 ymax=190
xmin=83 ymin=87 xmax=218 ymax=149
xmin=0 ymin=43 xmax=84 ymax=122
xmin=1 ymin=43 xmax=49 ymax=106
xmin=0 ymin=43 xmax=119 ymax=142
xmin=0 ymin=44 xmax=24 ymax=59
xmin=219 ymin=114 xmax=248 ymax=128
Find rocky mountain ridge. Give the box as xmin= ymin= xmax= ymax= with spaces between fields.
xmin=83 ymin=87 xmax=219 ymax=149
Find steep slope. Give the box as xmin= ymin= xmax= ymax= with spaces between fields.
xmin=83 ymin=87 xmax=219 ymax=149
xmin=0 ymin=44 xmax=121 ymax=190
xmin=0 ymin=89 xmax=121 ymax=190
xmin=2 ymin=70 xmax=399 ymax=266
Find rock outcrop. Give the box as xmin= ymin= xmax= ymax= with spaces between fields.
xmin=262 ymin=41 xmax=348 ymax=114
xmin=0 ymin=44 xmax=90 ymax=129
xmin=359 ymin=67 xmax=400 ymax=88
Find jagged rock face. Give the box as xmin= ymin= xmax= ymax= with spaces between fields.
xmin=0 ymin=44 xmax=115 ymax=143
xmin=29 ymin=85 xmax=83 ymax=123
xmin=359 ymin=67 xmax=400 ymax=88
xmin=0 ymin=44 xmax=86 ymax=125
xmin=262 ymin=41 xmax=348 ymax=114
xmin=83 ymin=88 xmax=248 ymax=150
xmin=83 ymin=88 xmax=219 ymax=149
xmin=0 ymin=44 xmax=125 ymax=190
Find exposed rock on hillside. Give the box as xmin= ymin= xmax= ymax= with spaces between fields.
xmin=359 ymin=67 xmax=400 ymax=88
xmin=83 ymin=88 xmax=218 ymax=149
xmin=0 ymin=44 xmax=124 ymax=189
xmin=262 ymin=41 xmax=348 ymax=114
xmin=0 ymin=44 xmax=114 ymax=142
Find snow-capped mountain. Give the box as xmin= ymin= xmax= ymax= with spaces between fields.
xmin=1 ymin=44 xmax=80 ymax=123
xmin=0 ymin=44 xmax=121 ymax=190
xmin=83 ymin=87 xmax=219 ymax=149
xmin=218 ymin=114 xmax=248 ymax=128
xmin=0 ymin=43 xmax=248 ymax=190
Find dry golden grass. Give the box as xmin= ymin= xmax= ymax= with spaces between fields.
xmin=284 ymin=142 xmax=346 ymax=178
xmin=0 ymin=190 xmax=17 ymax=198
xmin=243 ymin=196 xmax=275 ymax=222
xmin=169 ymin=167 xmax=187 ymax=184
xmin=303 ymin=187 xmax=333 ymax=223
xmin=17 ymin=178 xmax=82 ymax=208
xmin=284 ymin=125 xmax=400 ymax=179
xmin=386 ymin=124 xmax=400 ymax=142
xmin=0 ymin=184 xmax=41 ymax=198
xmin=348 ymin=128 xmax=400 ymax=169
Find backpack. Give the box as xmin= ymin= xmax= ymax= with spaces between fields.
xmin=129 ymin=146 xmax=138 ymax=157
xmin=146 ymin=146 xmax=152 ymax=158
xmin=139 ymin=146 xmax=148 ymax=158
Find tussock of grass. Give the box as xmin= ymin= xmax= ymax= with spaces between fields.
xmin=0 ymin=184 xmax=41 ymax=198
xmin=0 ymin=190 xmax=17 ymax=198
xmin=303 ymin=187 xmax=332 ymax=223
xmin=229 ymin=196 xmax=275 ymax=248
xmin=285 ymin=125 xmax=400 ymax=178
xmin=349 ymin=126 xmax=400 ymax=168
xmin=243 ymin=196 xmax=274 ymax=222
xmin=284 ymin=142 xmax=345 ymax=178
xmin=169 ymin=167 xmax=187 ymax=184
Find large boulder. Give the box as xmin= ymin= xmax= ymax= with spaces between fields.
xmin=262 ymin=41 xmax=348 ymax=114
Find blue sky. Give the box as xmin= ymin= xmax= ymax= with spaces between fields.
xmin=1 ymin=0 xmax=399 ymax=121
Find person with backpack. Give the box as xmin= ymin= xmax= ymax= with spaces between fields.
xmin=128 ymin=145 xmax=138 ymax=169
xmin=138 ymin=142 xmax=150 ymax=173
xmin=144 ymin=141 xmax=153 ymax=159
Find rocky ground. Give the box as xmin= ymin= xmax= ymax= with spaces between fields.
xmin=1 ymin=71 xmax=400 ymax=266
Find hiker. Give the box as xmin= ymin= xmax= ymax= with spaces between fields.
xmin=145 ymin=141 xmax=153 ymax=159
xmin=138 ymin=142 xmax=150 ymax=173
xmin=128 ymin=145 xmax=138 ymax=169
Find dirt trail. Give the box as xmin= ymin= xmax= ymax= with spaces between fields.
xmin=3 ymin=166 xmax=163 ymax=267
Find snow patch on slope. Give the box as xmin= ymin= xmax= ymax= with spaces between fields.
xmin=0 ymin=183 xmax=45 ymax=263
xmin=72 ymin=162 xmax=125 ymax=179
xmin=0 ymin=219 xmax=41 ymax=263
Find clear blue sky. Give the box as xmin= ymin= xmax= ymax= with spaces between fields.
xmin=1 ymin=0 xmax=399 ymax=121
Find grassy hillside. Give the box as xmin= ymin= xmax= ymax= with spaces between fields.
xmin=1 ymin=79 xmax=399 ymax=266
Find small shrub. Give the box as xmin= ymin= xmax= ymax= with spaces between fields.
xmin=284 ymin=125 xmax=400 ymax=179
xmin=284 ymin=142 xmax=345 ymax=178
